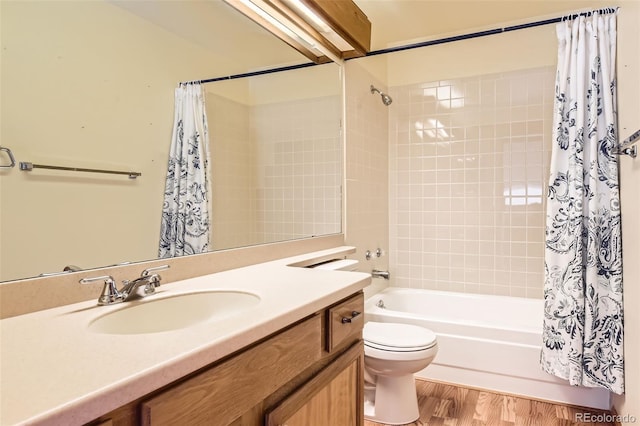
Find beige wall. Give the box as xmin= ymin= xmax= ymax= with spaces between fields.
xmin=205 ymin=63 xmax=341 ymax=106
xmin=0 ymin=1 xmax=226 ymax=281
xmin=386 ymin=25 xmax=557 ymax=85
xmin=207 ymin=93 xmax=257 ymax=249
xmin=613 ymin=1 xmax=640 ymax=421
xmin=248 ymin=63 xmax=342 ymax=104
xmin=344 ymin=60 xmax=390 ymax=297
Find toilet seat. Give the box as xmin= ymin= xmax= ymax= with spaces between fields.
xmin=364 ymin=322 xmax=437 ymax=352
xmin=365 ymin=340 xmax=436 ymax=352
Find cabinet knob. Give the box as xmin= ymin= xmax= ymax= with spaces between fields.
xmin=341 ymin=311 xmax=361 ymax=324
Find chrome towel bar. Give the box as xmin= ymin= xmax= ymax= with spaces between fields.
xmin=0 ymin=146 xmax=16 ymax=168
xmin=19 ymin=162 xmax=141 ymax=178
xmin=617 ymin=129 xmax=640 ymax=158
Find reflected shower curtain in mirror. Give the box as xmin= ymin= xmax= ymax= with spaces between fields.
xmin=158 ymin=83 xmax=211 ymax=258
xmin=541 ymin=12 xmax=623 ymax=394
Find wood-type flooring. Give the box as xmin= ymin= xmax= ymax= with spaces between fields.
xmin=364 ymin=379 xmax=616 ymax=426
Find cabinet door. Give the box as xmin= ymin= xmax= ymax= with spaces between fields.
xmin=265 ymin=341 xmax=364 ymax=426
xmin=140 ymin=315 xmax=322 ymax=426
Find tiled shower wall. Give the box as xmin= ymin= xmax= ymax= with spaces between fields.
xmin=389 ymin=66 xmax=555 ymax=299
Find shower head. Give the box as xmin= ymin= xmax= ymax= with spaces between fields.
xmin=370 ymin=85 xmax=392 ymax=106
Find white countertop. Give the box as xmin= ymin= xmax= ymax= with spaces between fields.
xmin=0 ymin=248 xmax=370 ymax=425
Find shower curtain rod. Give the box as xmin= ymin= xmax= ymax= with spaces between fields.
xmin=190 ymin=62 xmax=317 ymax=84
xmin=365 ymin=7 xmax=618 ymax=57
xmin=188 ymin=7 xmax=618 ymax=84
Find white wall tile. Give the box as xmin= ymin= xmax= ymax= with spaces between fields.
xmin=389 ymin=66 xmax=554 ymax=299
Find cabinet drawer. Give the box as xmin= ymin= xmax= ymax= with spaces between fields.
xmin=141 ymin=314 xmax=322 ymax=426
xmin=326 ymin=292 xmax=364 ymax=352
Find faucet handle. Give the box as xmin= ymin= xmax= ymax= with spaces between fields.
xmin=139 ymin=265 xmax=169 ymax=294
xmin=140 ymin=264 xmax=170 ymax=277
xmin=79 ymin=275 xmax=123 ymax=305
xmin=79 ymin=275 xmax=115 ymax=285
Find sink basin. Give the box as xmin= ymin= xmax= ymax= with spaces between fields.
xmin=88 ymin=291 xmax=261 ymax=335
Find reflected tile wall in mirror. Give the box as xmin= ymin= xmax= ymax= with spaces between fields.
xmin=206 ymin=64 xmax=342 ymax=250
xmin=254 ymin=96 xmax=342 ymax=242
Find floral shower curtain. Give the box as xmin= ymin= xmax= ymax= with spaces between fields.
xmin=541 ymin=12 xmax=624 ymax=394
xmin=158 ymin=83 xmax=211 ymax=258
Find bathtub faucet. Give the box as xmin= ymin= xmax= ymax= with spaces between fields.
xmin=372 ymin=269 xmax=390 ymax=280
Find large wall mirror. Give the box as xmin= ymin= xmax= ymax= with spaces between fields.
xmin=0 ymin=0 xmax=343 ymax=282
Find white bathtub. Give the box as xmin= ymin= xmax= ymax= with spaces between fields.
xmin=365 ymin=287 xmax=611 ymax=410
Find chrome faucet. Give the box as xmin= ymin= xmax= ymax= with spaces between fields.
xmin=80 ymin=265 xmax=170 ymax=305
xmin=371 ymin=269 xmax=390 ymax=280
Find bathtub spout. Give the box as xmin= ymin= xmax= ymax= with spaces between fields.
xmin=372 ymin=269 xmax=390 ymax=280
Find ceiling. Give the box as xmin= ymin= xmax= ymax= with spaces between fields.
xmin=113 ymin=0 xmax=621 ymax=76
xmin=110 ymin=0 xmax=307 ymax=76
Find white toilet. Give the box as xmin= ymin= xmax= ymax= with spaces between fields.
xmin=363 ymin=321 xmax=438 ymax=425
xmin=312 ymin=258 xmax=438 ymax=425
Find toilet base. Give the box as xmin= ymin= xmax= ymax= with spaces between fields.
xmin=364 ymin=373 xmax=419 ymax=425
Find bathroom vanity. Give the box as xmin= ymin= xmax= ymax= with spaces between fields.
xmin=0 ymin=247 xmax=370 ymax=425
xmin=89 ymin=293 xmax=365 ymax=426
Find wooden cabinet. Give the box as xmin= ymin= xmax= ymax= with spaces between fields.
xmin=141 ymin=315 xmax=323 ymax=425
xmin=265 ymin=342 xmax=363 ymax=426
xmin=87 ymin=292 xmax=364 ymax=426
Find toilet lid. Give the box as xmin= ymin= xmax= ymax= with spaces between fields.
xmin=364 ymin=322 xmax=437 ymax=351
